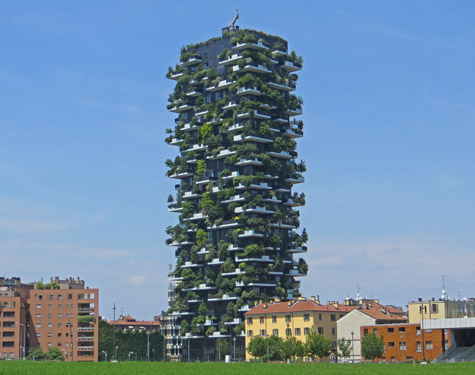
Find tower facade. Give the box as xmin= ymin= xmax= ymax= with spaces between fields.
xmin=164 ymin=28 xmax=307 ymax=361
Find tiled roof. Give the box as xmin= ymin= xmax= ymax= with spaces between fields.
xmin=356 ymin=304 xmax=407 ymax=322
xmin=245 ymin=300 xmax=357 ymax=315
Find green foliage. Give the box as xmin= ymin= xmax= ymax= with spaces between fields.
xmin=361 ymin=332 xmax=385 ymax=361
xmin=246 ymin=336 xmax=267 ymax=358
xmin=77 ymin=315 xmax=95 ymax=323
xmin=26 ymin=347 xmax=64 ymax=361
xmin=196 ymin=159 xmax=206 ymax=178
xmin=338 ymin=337 xmax=352 ymax=359
xmin=306 ymin=330 xmax=332 ymax=360
xmin=98 ymin=320 xmax=164 ymax=362
xmin=196 ymin=229 xmax=207 ymax=247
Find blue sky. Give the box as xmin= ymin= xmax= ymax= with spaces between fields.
xmin=1 ymin=1 xmax=474 ymax=319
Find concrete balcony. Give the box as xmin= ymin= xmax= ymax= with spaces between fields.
xmin=168 ymin=72 xmax=184 ymax=80
xmin=167 ymin=138 xmax=183 ymax=146
xmin=184 ymin=213 xmax=208 ymax=222
xmin=226 ymin=123 xmax=244 ymax=133
xmin=182 ymin=144 xmax=207 ymax=153
xmin=223 ymin=102 xmax=238 ymax=111
xmin=238 ymin=305 xmax=251 ymax=312
xmin=208 ymin=258 xmax=224 ymax=265
xmin=233 ymin=134 xmax=273 ymax=144
xmin=247 ymin=282 xmax=277 ymax=287
xmin=181 ymin=261 xmax=202 ymax=268
xmin=77 ymin=346 xmax=95 ymax=351
xmin=77 ymin=327 xmax=95 ymax=332
xmin=272 ymin=49 xmax=287 ymax=57
xmin=283 ymin=129 xmax=303 ymax=139
xmin=181 ymin=56 xmax=202 ymax=67
xmin=233 ymin=41 xmax=269 ymax=51
xmin=270 ymin=222 xmax=295 ymax=229
xmin=77 ymin=336 xmax=95 ymax=342
xmin=170 ymin=240 xmax=194 ymax=247
xmin=284 ymin=108 xmax=303 ymax=116
xmin=266 ymin=151 xmax=293 ymax=160
xmin=235 ymin=158 xmax=263 ymax=166
xmin=234 ymin=206 xmax=275 ymax=215
xmin=169 ymin=171 xmax=194 ymax=179
xmin=224 ymin=318 xmax=242 ymax=326
xmin=260 ymin=103 xmax=276 ymax=111
xmin=232 ymin=64 xmax=271 ymax=74
xmin=236 ymin=182 xmax=272 ymax=190
xmin=238 ymin=230 xmax=264 ymax=238
xmin=206 ymin=79 xmax=236 ymax=92
xmin=288 ymin=246 xmax=307 ymax=254
xmin=169 ymin=104 xmax=194 ymax=113
xmin=263 ymin=196 xmax=281 ymax=204
xmin=208 ymin=332 xmax=231 ymax=339
xmin=284 ymin=198 xmax=304 ymax=207
xmin=183 ymin=191 xmax=202 ymax=199
xmin=266 ymin=82 xmax=295 ymax=92
xmin=220 ymin=194 xmax=246 ymax=204
xmin=285 ymin=176 xmax=305 ymax=184
xmin=227 ymin=244 xmax=244 ymax=252
xmin=286 ymin=269 xmax=306 ymax=277
xmin=218 ymin=53 xmax=242 ymax=65
xmin=222 ymin=171 xmax=240 ymax=181
xmin=235 ymin=255 xmax=273 ymax=263
xmin=207 ymin=221 xmax=240 ymax=230
xmin=237 ymin=111 xmax=271 ymax=120
xmin=186 ymin=90 xmax=201 ymax=97
xmin=282 ymin=61 xmax=302 ymax=72
xmin=222 ymin=268 xmax=244 ymax=277
xmin=207 ymin=149 xmax=236 ymax=160
xmin=236 ymin=86 xmax=264 ymax=96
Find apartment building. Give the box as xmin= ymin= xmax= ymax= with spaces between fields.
xmin=108 ymin=314 xmax=160 ymax=332
xmin=164 ymin=21 xmax=306 ymax=361
xmin=244 ymin=297 xmax=356 ymax=361
xmin=408 ymin=297 xmax=475 ymax=323
xmin=0 ymin=276 xmax=99 ymax=361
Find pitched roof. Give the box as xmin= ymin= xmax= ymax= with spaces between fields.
xmin=245 ymin=300 xmax=356 ymax=315
xmin=356 ymin=304 xmax=407 ymax=322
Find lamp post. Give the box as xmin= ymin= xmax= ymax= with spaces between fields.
xmin=351 ymin=331 xmax=354 ymax=363
xmin=128 ymin=351 xmax=133 ymax=361
xmin=420 ymin=300 xmax=427 ymax=361
xmin=400 ymin=334 xmax=405 ymax=363
xmin=15 ymin=323 xmax=26 ymax=360
xmin=146 ymin=331 xmax=150 ymax=362
xmin=102 ymin=350 xmax=108 ymax=362
xmin=115 ymin=346 xmax=119 ymax=361
xmin=233 ymin=337 xmax=236 ymax=362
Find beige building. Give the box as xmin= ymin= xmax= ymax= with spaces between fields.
xmin=244 ymin=297 xmax=356 ymax=360
xmin=337 ymin=303 xmax=406 ymax=362
xmin=408 ymin=298 xmax=475 ymax=324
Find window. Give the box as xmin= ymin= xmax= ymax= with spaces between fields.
xmin=57 ymin=295 xmax=63 ymax=300
xmin=318 ymin=327 xmax=324 ymax=334
xmin=431 ymin=304 xmax=438 ymax=313
xmin=36 ymin=333 xmax=41 ymax=337
xmin=48 ymin=333 xmax=52 ymax=337
xmin=332 ymin=327 xmax=336 ymax=335
xmin=416 ymin=327 xmax=421 ymax=335
xmin=417 ymin=342 xmax=422 ymax=352
xmin=373 ymin=328 xmax=378 ymax=335
xmin=295 ymin=328 xmax=301 ymax=336
xmin=2 ymin=332 xmax=14 ymax=338
xmin=36 ymin=304 xmax=42 ymax=309
xmin=330 ymin=314 xmax=336 ymax=321
xmin=2 ymin=342 xmax=14 ymax=348
xmin=259 ymin=316 xmax=264 ymax=324
xmin=48 ymin=314 xmax=52 ymax=318
xmin=285 ymin=315 xmax=291 ymax=324
xmin=391 ymin=356 xmax=396 ymax=363
xmin=58 ymin=342 xmax=61 ymax=346
xmin=58 ymin=333 xmax=62 ymax=337
xmin=247 ymin=317 xmax=253 ymax=325
xmin=68 ymin=294 xmax=73 ymax=300
xmin=58 ymin=304 xmax=62 ymax=308
xmin=48 ymin=343 xmax=52 ymax=347
xmin=48 ymin=304 xmax=52 ymax=309
xmin=58 ymin=313 xmax=62 ymax=318
xmin=303 ymin=314 xmax=310 ymax=322
xmin=406 ymin=356 xmax=413 ymax=361
xmin=363 ymin=329 xmax=368 ymax=336
xmin=318 ymin=314 xmax=322 ymax=321
xmin=388 ymin=342 xmax=395 ymax=348
xmin=285 ymin=328 xmax=291 ymax=336
xmin=247 ymin=330 xmax=253 ymax=337
xmin=272 ymin=329 xmax=278 ymax=336
xmin=400 ymin=341 xmax=406 ymax=350
xmin=48 ymin=323 xmax=53 ymax=328
xmin=58 ymin=323 xmax=62 ymax=328
xmin=35 ymin=314 xmax=42 ymax=319
xmin=48 ymin=295 xmax=53 ymax=300
xmin=3 ymin=322 xmax=15 ymax=328
xmin=304 ymin=327 xmax=310 ymax=335
xmin=259 ymin=330 xmax=266 ymax=337
xmin=398 ymin=327 xmax=405 ymax=333
xmin=426 ymin=341 xmax=433 ymax=350
xmin=272 ymin=316 xmax=277 ymax=323
xmin=66 ymin=313 xmax=69 ymax=318
xmin=388 ymin=327 xmax=394 ymax=333
xmin=3 ymin=312 xmax=14 ymax=318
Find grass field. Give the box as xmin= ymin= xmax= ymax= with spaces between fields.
xmin=1 ymin=362 xmax=475 ymax=375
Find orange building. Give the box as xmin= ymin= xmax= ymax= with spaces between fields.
xmin=361 ymin=322 xmax=450 ymax=362
xmin=0 ymin=276 xmax=99 ymax=362
xmin=108 ymin=314 xmax=160 ymax=332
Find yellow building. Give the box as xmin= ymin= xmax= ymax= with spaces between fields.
xmin=408 ymin=298 xmax=475 ymax=324
xmin=244 ymin=298 xmax=356 ymax=361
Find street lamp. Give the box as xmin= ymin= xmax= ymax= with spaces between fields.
xmin=146 ymin=331 xmax=150 ymax=362
xmin=419 ymin=300 xmax=427 ymax=361
xmin=233 ymin=337 xmax=236 ymax=362
xmin=115 ymin=346 xmax=119 ymax=361
xmin=15 ymin=323 xmax=26 ymax=360
xmin=400 ymin=334 xmax=405 ymax=363
xmin=102 ymin=350 xmax=108 ymax=362
xmin=351 ymin=331 xmax=354 ymax=363
xmin=128 ymin=351 xmax=134 ymax=361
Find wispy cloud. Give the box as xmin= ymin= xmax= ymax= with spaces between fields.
xmin=0 ymin=219 xmax=71 ymax=234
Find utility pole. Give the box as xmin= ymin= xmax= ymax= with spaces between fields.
xmin=147 ymin=330 xmax=150 ymax=362
xmin=112 ymin=303 xmax=116 ymax=360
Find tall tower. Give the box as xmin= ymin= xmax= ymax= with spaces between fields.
xmin=164 ymin=26 xmax=307 ymax=361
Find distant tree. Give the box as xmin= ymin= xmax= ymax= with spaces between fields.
xmin=361 ymin=332 xmax=385 ymax=361
xmin=45 ymin=347 xmax=64 ymax=361
xmin=246 ymin=336 xmax=267 ymax=359
xmin=266 ymin=335 xmax=283 ymax=361
xmin=337 ymin=337 xmax=352 ymax=361
xmin=217 ymin=338 xmax=230 ymax=360
xmin=281 ymin=336 xmax=300 ymax=361
xmin=26 ymin=347 xmax=45 ymax=361
xmin=306 ymin=330 xmax=331 ymax=361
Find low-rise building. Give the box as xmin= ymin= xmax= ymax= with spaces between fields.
xmin=108 ymin=314 xmax=160 ymax=332
xmin=408 ymin=297 xmax=475 ymax=323
xmin=244 ymin=297 xmax=356 ymax=361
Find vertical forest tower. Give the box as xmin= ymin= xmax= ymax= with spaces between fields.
xmin=164 ymin=25 xmax=308 ymax=361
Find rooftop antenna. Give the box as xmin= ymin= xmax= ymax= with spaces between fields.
xmin=356 ymin=282 xmax=362 ymax=301
xmin=229 ymin=9 xmax=239 ymax=31
xmin=441 ymin=274 xmax=448 ymax=300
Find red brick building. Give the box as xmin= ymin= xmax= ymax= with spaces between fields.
xmin=108 ymin=314 xmax=160 ymax=332
xmin=361 ymin=322 xmax=450 ymax=362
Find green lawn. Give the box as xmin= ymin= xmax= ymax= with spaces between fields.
xmin=1 ymin=362 xmax=474 ymax=375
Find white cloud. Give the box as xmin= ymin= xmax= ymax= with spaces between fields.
xmin=0 ymin=219 xmax=71 ymax=234
xmin=128 ymin=275 xmax=147 ymax=285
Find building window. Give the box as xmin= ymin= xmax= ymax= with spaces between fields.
xmin=318 ymin=327 xmax=324 ymax=334
xmin=285 ymin=328 xmax=291 ymax=336
xmin=388 ymin=342 xmax=395 ymax=348
xmin=57 ymin=295 xmax=63 ymax=300
xmin=417 ymin=342 xmax=422 ymax=352
xmin=388 ymin=328 xmax=394 ymax=333
xmin=332 ymin=327 xmax=336 ymax=335
xmin=364 ymin=329 xmax=368 ymax=336
xmin=58 ymin=323 xmax=62 ymax=328
xmin=431 ymin=304 xmax=438 ymax=313
xmin=48 ymin=323 xmax=52 ymax=328
xmin=259 ymin=330 xmax=267 ymax=337
xmin=58 ymin=314 xmax=62 ymax=318
xmin=48 ymin=333 xmax=52 ymax=337
xmin=391 ymin=356 xmax=396 ymax=362
xmin=373 ymin=328 xmax=378 ymax=335
xmin=247 ymin=330 xmax=253 ymax=337
xmin=285 ymin=315 xmax=291 ymax=324
xmin=259 ymin=316 xmax=264 ymax=324
xmin=272 ymin=329 xmax=278 ymax=336
xmin=318 ymin=314 xmax=322 ymax=321
xmin=36 ymin=334 xmax=41 ymax=337
xmin=247 ymin=317 xmax=253 ymax=325
xmin=35 ymin=323 xmax=41 ymax=328
xmin=58 ymin=333 xmax=61 ymax=337
xmin=48 ymin=343 xmax=52 ymax=347
xmin=272 ymin=316 xmax=277 ymax=323
xmin=35 ymin=314 xmax=41 ymax=318
xmin=400 ymin=341 xmax=406 ymax=350
xmin=304 ymin=327 xmax=310 ymax=335
xmin=416 ymin=327 xmax=421 ymax=335
xmin=48 ymin=295 xmax=53 ymax=300
xmin=330 ymin=314 xmax=336 ymax=321
xmin=58 ymin=304 xmax=62 ymax=308
xmin=398 ymin=327 xmax=405 ymax=333
xmin=295 ymin=328 xmax=301 ymax=336
xmin=426 ymin=341 xmax=433 ymax=350
xmin=304 ymin=314 xmax=310 ymax=322
xmin=48 ymin=304 xmax=52 ymax=309
xmin=36 ymin=304 xmax=42 ymax=309
xmin=48 ymin=314 xmax=52 ymax=318
xmin=406 ymin=356 xmax=413 ymax=361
